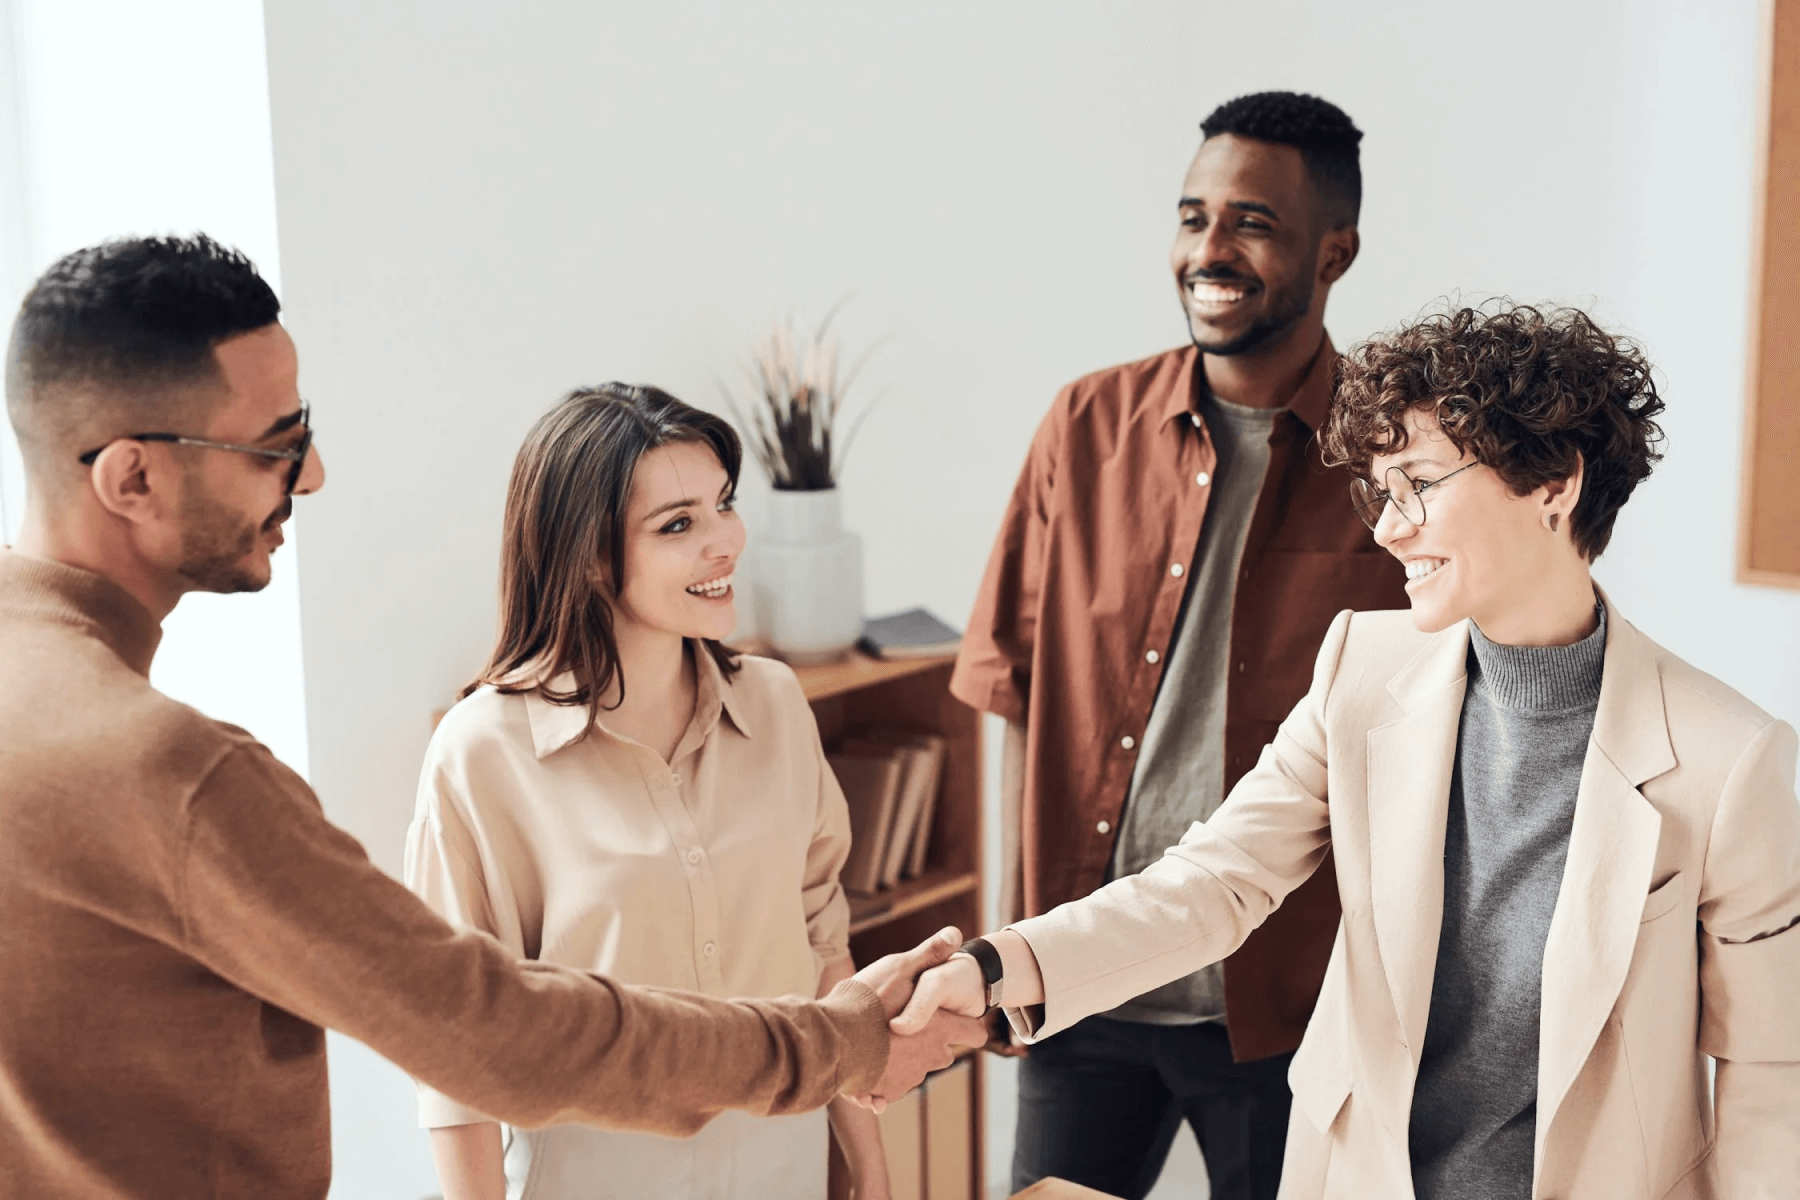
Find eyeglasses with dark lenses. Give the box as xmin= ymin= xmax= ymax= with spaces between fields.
xmin=1349 ymin=462 xmax=1478 ymax=531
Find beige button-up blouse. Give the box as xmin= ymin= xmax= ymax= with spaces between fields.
xmin=405 ymin=649 xmax=853 ymax=1131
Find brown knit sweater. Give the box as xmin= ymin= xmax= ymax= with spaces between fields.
xmin=0 ymin=549 xmax=887 ymax=1198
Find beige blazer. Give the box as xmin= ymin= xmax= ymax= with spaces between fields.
xmin=1007 ymin=599 xmax=1800 ymax=1199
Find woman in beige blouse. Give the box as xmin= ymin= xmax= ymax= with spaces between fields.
xmin=405 ymin=384 xmax=890 ymax=1200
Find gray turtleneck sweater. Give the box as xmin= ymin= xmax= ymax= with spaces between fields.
xmin=1408 ymin=609 xmax=1607 ymax=1200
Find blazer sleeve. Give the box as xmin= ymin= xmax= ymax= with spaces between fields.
xmin=1697 ymin=717 xmax=1800 ymax=1192
xmin=1003 ymin=608 xmax=1348 ymax=1040
xmin=948 ymin=387 xmax=1068 ymax=724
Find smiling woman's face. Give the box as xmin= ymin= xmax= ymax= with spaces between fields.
xmin=613 ymin=439 xmax=745 ymax=643
xmin=1368 ymin=406 xmax=1574 ymax=635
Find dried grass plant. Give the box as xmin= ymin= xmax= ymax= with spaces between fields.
xmin=723 ymin=308 xmax=877 ymax=491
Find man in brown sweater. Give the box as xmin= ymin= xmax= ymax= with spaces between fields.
xmin=0 ymin=235 xmax=983 ymax=1198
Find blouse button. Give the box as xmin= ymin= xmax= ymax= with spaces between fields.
xmin=671 ymin=772 xmax=683 ymax=786
xmin=686 ymin=849 xmax=703 ymax=866
xmin=703 ymin=941 xmax=717 ymax=957
xmin=1096 ymin=820 xmax=1111 ymax=835
xmin=1170 ymin=563 xmax=1184 ymax=578
xmin=1120 ymin=735 xmax=1136 ymax=750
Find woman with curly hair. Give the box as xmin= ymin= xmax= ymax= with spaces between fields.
xmin=895 ymin=303 xmax=1800 ymax=1198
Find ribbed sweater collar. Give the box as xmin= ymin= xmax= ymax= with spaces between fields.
xmin=1467 ymin=605 xmax=1606 ymax=714
xmin=0 ymin=548 xmax=162 ymax=676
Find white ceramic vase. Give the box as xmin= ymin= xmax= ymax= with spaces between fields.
xmin=754 ymin=487 xmax=864 ymax=663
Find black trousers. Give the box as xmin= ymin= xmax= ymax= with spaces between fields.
xmin=1012 ymin=1015 xmax=1294 ymax=1200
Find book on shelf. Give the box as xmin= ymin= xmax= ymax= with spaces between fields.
xmin=828 ymin=750 xmax=906 ymax=896
xmin=859 ymin=608 xmax=963 ymax=659
xmin=828 ymin=730 xmax=947 ymax=895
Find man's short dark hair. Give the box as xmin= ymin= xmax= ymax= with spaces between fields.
xmin=1201 ymin=91 xmax=1363 ymax=228
xmin=1323 ymin=301 xmax=1666 ymax=560
xmin=6 ymin=235 xmax=280 ymax=466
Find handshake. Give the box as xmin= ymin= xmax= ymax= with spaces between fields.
xmin=843 ymin=926 xmax=1015 ymax=1112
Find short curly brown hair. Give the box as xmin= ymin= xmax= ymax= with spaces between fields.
xmin=1322 ymin=302 xmax=1665 ymax=559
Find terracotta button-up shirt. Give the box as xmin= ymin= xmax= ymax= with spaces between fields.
xmin=952 ymin=339 xmax=1409 ymax=1060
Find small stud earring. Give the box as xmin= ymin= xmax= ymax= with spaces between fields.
xmin=1547 ymin=513 xmax=1561 ymax=533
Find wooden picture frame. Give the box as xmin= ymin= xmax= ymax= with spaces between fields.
xmin=1742 ymin=0 xmax=1800 ymax=588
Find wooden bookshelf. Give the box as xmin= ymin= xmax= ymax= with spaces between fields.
xmin=791 ymin=651 xmax=984 ymax=1200
xmin=849 ymin=868 xmax=980 ymax=936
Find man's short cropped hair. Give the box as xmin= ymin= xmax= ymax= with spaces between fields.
xmin=6 ymin=235 xmax=280 ymax=462
xmin=1201 ymin=91 xmax=1363 ymax=228
xmin=1323 ymin=301 xmax=1665 ymax=560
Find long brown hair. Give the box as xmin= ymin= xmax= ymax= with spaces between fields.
xmin=466 ymin=383 xmax=742 ymax=729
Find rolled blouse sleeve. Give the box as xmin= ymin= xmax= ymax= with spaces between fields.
xmin=404 ymin=734 xmax=520 ymax=1129
xmin=799 ymin=701 xmax=854 ymax=975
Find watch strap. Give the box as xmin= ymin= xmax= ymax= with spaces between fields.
xmin=958 ymin=936 xmax=1004 ymax=1008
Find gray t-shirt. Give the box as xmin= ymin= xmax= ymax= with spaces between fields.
xmin=1103 ymin=388 xmax=1282 ymax=1025
xmin=1408 ymin=609 xmax=1606 ymax=1199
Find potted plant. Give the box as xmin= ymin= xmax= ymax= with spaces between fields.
xmin=725 ymin=311 xmax=874 ymax=663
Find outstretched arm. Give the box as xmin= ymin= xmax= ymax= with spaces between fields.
xmin=898 ymin=610 xmax=1353 ymax=1042
xmin=180 ymin=745 xmax=909 ymax=1136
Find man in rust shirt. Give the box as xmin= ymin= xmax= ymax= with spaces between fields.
xmin=953 ymin=93 xmax=1406 ymax=1200
xmin=0 ymin=235 xmax=982 ymax=1198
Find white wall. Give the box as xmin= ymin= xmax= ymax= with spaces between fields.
xmin=260 ymin=3 xmax=1794 ymax=1198
xmin=0 ymin=0 xmax=308 ymax=772
xmin=0 ymin=5 xmax=27 ymax=543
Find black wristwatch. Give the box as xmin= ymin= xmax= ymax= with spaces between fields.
xmin=958 ymin=936 xmax=1005 ymax=1009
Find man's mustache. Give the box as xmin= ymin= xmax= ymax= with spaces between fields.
xmin=1183 ymin=266 xmax=1256 ymax=285
xmin=262 ymin=499 xmax=293 ymax=532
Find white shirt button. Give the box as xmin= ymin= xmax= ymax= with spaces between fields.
xmin=1121 ymin=735 xmax=1136 ymax=750
xmin=1196 ymin=472 xmax=1210 ymax=487
xmin=1190 ymin=413 xmax=1201 ymax=427
xmin=1170 ymin=563 xmax=1185 ymax=578
xmin=703 ymin=941 xmax=717 ymax=957
xmin=1146 ymin=649 xmax=1160 ymax=664
xmin=1096 ymin=820 xmax=1111 ymax=834
xmin=686 ymin=849 xmax=703 ymax=866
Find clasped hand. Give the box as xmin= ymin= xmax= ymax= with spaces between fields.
xmin=843 ymin=927 xmax=990 ymax=1112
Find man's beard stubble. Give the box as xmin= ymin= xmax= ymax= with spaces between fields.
xmin=176 ymin=489 xmax=288 ymax=594
xmin=1187 ymin=271 xmax=1316 ymax=358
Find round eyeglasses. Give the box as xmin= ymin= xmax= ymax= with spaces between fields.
xmin=1349 ymin=462 xmax=1478 ymax=531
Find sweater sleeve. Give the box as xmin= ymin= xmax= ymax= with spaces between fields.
xmin=176 ymin=741 xmax=888 ymax=1134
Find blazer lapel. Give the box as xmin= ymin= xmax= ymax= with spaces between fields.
xmin=1534 ymin=600 xmax=1675 ymax=1160
xmin=1366 ymin=622 xmax=1470 ymax=1062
